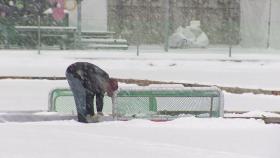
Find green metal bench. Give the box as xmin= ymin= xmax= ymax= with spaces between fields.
xmin=14 ymin=26 xmax=76 ymax=49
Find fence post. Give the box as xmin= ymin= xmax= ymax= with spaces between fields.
xmin=112 ymin=91 xmax=118 ymax=120
xmin=164 ymin=0 xmax=169 ymax=52
xmin=209 ymin=97 xmax=214 ymax=117
xmin=76 ymin=0 xmax=82 ymax=49
xmin=267 ymin=0 xmax=272 ymax=48
xmin=149 ymin=97 xmax=157 ymax=112
xmin=37 ymin=15 xmax=41 ymax=55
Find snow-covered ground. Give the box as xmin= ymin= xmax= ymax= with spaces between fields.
xmin=0 ymin=48 xmax=280 ymax=158
xmin=1 ymin=48 xmax=280 ymax=112
xmin=1 ymin=118 xmax=279 ymax=158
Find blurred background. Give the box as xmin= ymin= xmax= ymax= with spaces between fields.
xmin=0 ymin=0 xmax=279 ymax=51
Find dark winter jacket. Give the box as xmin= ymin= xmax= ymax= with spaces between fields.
xmin=66 ymin=62 xmax=110 ymax=95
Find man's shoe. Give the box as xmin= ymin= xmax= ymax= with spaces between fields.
xmin=77 ymin=113 xmax=88 ymax=123
xmin=85 ymin=115 xmax=99 ymax=123
xmin=97 ymin=112 xmax=104 ymax=117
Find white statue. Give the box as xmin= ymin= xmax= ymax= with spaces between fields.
xmin=169 ymin=20 xmax=209 ymax=48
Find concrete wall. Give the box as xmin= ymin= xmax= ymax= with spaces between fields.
xmin=240 ymin=0 xmax=269 ymax=48
xmin=240 ymin=0 xmax=280 ymax=49
xmin=68 ymin=0 xmax=107 ymax=31
xmin=107 ymin=0 xmax=240 ymax=45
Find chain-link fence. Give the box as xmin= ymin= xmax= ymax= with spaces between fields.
xmin=48 ymin=86 xmax=224 ymax=120
xmin=48 ymin=88 xmax=113 ymax=115
xmin=114 ymin=86 xmax=224 ymax=120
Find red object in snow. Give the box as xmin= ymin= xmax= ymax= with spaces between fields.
xmin=48 ymin=0 xmax=65 ymax=21
xmin=57 ymin=0 xmax=65 ymax=6
xmin=52 ymin=8 xmax=65 ymax=21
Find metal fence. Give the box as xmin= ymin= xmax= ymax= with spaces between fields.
xmin=49 ymin=86 xmax=224 ymax=121
xmin=113 ymin=86 xmax=224 ymax=120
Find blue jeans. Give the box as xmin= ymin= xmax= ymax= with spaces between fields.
xmin=66 ymin=72 xmax=93 ymax=122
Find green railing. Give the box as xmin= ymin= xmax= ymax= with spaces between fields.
xmin=48 ymin=88 xmax=112 ymax=114
xmin=49 ymin=86 xmax=224 ymax=120
xmin=113 ymin=87 xmax=224 ymax=120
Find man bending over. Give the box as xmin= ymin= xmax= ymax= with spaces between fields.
xmin=66 ymin=62 xmax=118 ymax=123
